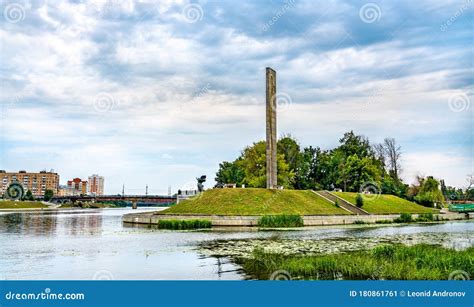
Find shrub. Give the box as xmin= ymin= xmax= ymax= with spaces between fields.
xmin=158 ymin=219 xmax=212 ymax=230
xmin=375 ymin=220 xmax=393 ymax=224
xmin=334 ymin=200 xmax=340 ymax=208
xmin=355 ymin=194 xmax=364 ymax=208
xmin=394 ymin=213 xmax=412 ymax=223
xmin=416 ymin=213 xmax=434 ymax=222
xmin=258 ymin=215 xmax=304 ymax=228
xmin=353 ymin=220 xmax=367 ymax=224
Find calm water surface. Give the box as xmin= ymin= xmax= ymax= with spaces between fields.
xmin=0 ymin=208 xmax=472 ymax=280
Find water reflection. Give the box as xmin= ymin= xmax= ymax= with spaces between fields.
xmin=0 ymin=210 xmax=105 ymax=236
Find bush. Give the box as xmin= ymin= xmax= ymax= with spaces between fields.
xmin=258 ymin=215 xmax=304 ymax=228
xmin=355 ymin=194 xmax=364 ymax=208
xmin=353 ymin=220 xmax=367 ymax=224
xmin=158 ymin=219 xmax=212 ymax=230
xmin=334 ymin=200 xmax=340 ymax=208
xmin=416 ymin=213 xmax=434 ymax=222
xmin=375 ymin=220 xmax=393 ymax=224
xmin=394 ymin=213 xmax=412 ymax=223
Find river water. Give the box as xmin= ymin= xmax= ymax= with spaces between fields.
xmin=0 ymin=208 xmax=472 ymax=280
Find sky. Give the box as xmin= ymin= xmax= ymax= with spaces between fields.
xmin=0 ymin=0 xmax=472 ymax=194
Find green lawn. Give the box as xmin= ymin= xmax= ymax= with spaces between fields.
xmin=0 ymin=200 xmax=48 ymax=209
xmin=333 ymin=192 xmax=436 ymax=214
xmin=160 ymin=188 xmax=351 ymax=216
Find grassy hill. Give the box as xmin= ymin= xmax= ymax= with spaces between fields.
xmin=0 ymin=201 xmax=48 ymax=209
xmin=333 ymin=192 xmax=436 ymax=214
xmin=161 ymin=188 xmax=351 ymax=216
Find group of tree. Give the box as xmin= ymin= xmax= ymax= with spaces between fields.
xmin=21 ymin=189 xmax=54 ymax=201
xmin=215 ymin=131 xmax=472 ymax=207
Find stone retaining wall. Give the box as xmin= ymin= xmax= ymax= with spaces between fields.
xmin=123 ymin=212 xmax=472 ymax=227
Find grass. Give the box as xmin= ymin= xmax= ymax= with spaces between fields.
xmin=240 ymin=244 xmax=474 ymax=280
xmin=0 ymin=200 xmax=47 ymax=209
xmin=157 ymin=219 xmax=212 ymax=230
xmin=258 ymin=215 xmax=304 ymax=228
xmin=161 ymin=188 xmax=351 ymax=216
xmin=333 ymin=192 xmax=436 ymax=214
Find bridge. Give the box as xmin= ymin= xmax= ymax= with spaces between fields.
xmin=51 ymin=195 xmax=176 ymax=206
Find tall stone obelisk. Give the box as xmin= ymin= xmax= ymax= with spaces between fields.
xmin=266 ymin=67 xmax=277 ymax=189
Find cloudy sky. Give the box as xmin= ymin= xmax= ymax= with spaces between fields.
xmin=0 ymin=0 xmax=472 ymax=194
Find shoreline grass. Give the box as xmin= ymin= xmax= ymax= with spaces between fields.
xmin=258 ymin=215 xmax=304 ymax=228
xmin=239 ymin=244 xmax=473 ymax=280
xmin=157 ymin=219 xmax=212 ymax=230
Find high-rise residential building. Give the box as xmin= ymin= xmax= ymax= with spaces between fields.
xmin=67 ymin=178 xmax=88 ymax=195
xmin=88 ymin=174 xmax=104 ymax=195
xmin=0 ymin=170 xmax=60 ymax=197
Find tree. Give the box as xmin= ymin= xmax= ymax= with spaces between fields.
xmin=336 ymin=154 xmax=381 ymax=192
xmin=294 ymin=146 xmax=319 ymax=189
xmin=44 ymin=189 xmax=54 ymax=201
xmin=414 ymin=176 xmax=444 ymax=207
xmin=373 ymin=143 xmax=386 ymax=169
xmin=236 ymin=141 xmax=294 ymax=188
xmin=24 ymin=190 xmax=35 ymax=201
xmin=277 ymin=135 xmax=302 ymax=188
xmin=383 ymin=137 xmax=402 ymax=180
xmin=215 ymin=161 xmax=245 ymax=186
xmin=338 ymin=131 xmax=373 ymax=159
xmin=381 ymin=176 xmax=408 ymax=198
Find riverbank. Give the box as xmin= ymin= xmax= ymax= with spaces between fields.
xmin=123 ymin=211 xmax=471 ymax=226
xmin=0 ymin=200 xmax=49 ymax=209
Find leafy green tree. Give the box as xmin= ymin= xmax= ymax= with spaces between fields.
xmin=338 ymin=131 xmax=373 ymax=159
xmin=443 ymin=186 xmax=464 ymax=201
xmin=337 ymin=154 xmax=381 ymax=192
xmin=44 ymin=189 xmax=54 ymax=201
xmin=414 ymin=176 xmax=444 ymax=207
xmin=24 ymin=190 xmax=35 ymax=201
xmin=277 ymin=135 xmax=301 ymax=174
xmin=236 ymin=141 xmax=294 ymax=188
xmin=215 ymin=161 xmax=245 ymax=186
xmin=294 ymin=146 xmax=319 ymax=189
xmin=381 ymin=176 xmax=408 ymax=198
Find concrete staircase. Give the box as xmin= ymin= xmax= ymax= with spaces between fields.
xmin=313 ymin=190 xmax=369 ymax=215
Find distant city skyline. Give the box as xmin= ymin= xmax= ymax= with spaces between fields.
xmin=0 ymin=1 xmax=472 ymax=194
